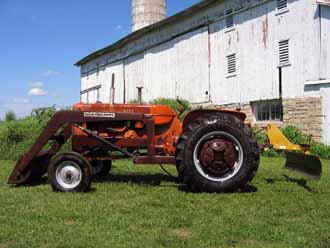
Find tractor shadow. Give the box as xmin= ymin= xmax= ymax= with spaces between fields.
xmin=100 ymin=173 xmax=258 ymax=193
xmin=178 ymin=184 xmax=258 ymax=193
xmin=99 ymin=173 xmax=259 ymax=193
xmin=265 ymin=174 xmax=314 ymax=192
xmin=16 ymin=173 xmax=259 ymax=194
xmin=16 ymin=176 xmax=48 ymax=188
xmin=100 ymin=173 xmax=178 ymax=187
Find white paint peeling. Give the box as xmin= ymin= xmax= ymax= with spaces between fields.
xmin=79 ymin=0 xmax=330 ymax=144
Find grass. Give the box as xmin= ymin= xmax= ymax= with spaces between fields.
xmin=0 ymin=157 xmax=330 ymax=248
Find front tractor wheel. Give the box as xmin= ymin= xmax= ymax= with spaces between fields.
xmin=176 ymin=114 xmax=260 ymax=193
xmin=48 ymin=152 xmax=92 ymax=193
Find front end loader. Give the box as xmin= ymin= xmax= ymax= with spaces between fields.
xmin=7 ymin=102 xmax=322 ymax=193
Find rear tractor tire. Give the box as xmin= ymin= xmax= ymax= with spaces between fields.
xmin=176 ymin=113 xmax=260 ymax=193
xmin=48 ymin=152 xmax=93 ymax=193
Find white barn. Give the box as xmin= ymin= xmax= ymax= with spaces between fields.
xmin=75 ymin=0 xmax=330 ymax=144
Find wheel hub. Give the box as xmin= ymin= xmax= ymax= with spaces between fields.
xmin=199 ymin=139 xmax=237 ymax=175
xmin=56 ymin=162 xmax=82 ymax=189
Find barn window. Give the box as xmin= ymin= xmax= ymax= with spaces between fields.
xmin=277 ymin=0 xmax=288 ymax=10
xmin=227 ymin=54 xmax=236 ymax=74
xmin=252 ymin=100 xmax=283 ymax=122
xmin=278 ymin=40 xmax=290 ymax=66
xmin=225 ymin=9 xmax=234 ymax=28
xmin=86 ymin=92 xmax=89 ymax=103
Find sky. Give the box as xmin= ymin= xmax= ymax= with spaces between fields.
xmin=0 ymin=0 xmax=199 ymax=120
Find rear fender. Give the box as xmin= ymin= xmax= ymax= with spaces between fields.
xmin=182 ymin=109 xmax=246 ymax=128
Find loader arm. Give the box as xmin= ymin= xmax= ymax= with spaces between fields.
xmin=8 ymin=110 xmax=144 ymax=185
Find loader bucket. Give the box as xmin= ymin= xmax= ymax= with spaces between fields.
xmin=266 ymin=124 xmax=322 ymax=180
xmin=285 ymin=152 xmax=322 ymax=180
xmin=8 ymin=154 xmax=51 ymax=185
xmin=7 ymin=111 xmax=76 ymax=186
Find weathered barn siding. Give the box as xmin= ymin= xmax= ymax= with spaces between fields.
xmin=144 ymin=38 xmax=177 ymax=101
xmin=280 ymin=0 xmax=320 ymax=98
xmin=78 ymin=0 xmax=330 ymax=144
xmin=128 ymin=27 xmax=210 ymax=103
xmin=210 ymin=1 xmax=279 ymax=105
xmin=321 ymin=4 xmax=330 ymax=80
xmin=81 ymin=0 xmax=323 ymax=104
xmin=321 ymin=6 xmax=330 ymax=144
xmin=302 ymin=4 xmax=330 ymax=144
xmin=169 ymin=27 xmax=210 ymax=103
xmin=322 ymin=86 xmax=330 ymax=144
xmin=124 ymin=53 xmax=145 ymax=101
xmin=105 ymin=61 xmax=125 ymax=103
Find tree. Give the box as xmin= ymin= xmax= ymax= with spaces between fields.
xmin=31 ymin=106 xmax=56 ymax=127
xmin=5 ymin=111 xmax=16 ymax=122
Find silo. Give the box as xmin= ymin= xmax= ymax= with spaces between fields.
xmin=131 ymin=0 xmax=167 ymax=32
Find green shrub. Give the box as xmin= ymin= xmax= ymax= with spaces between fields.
xmin=263 ymin=148 xmax=282 ymax=157
xmin=0 ymin=106 xmax=63 ymax=160
xmin=5 ymin=111 xmax=16 ymax=122
xmin=254 ymin=129 xmax=269 ymax=144
xmin=281 ymin=126 xmax=330 ymax=160
xmin=282 ymin=125 xmax=312 ymax=145
xmin=311 ymin=143 xmax=330 ymax=160
xmin=0 ymin=117 xmax=41 ymax=160
xmin=128 ymin=99 xmax=141 ymax=104
xmin=150 ymin=98 xmax=190 ymax=114
xmin=31 ymin=106 xmax=56 ymax=128
xmin=128 ymin=98 xmax=190 ymax=115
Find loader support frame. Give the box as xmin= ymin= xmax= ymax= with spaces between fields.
xmin=7 ymin=110 xmax=175 ymax=185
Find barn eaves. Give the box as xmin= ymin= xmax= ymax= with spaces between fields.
xmin=74 ymin=0 xmax=219 ymax=66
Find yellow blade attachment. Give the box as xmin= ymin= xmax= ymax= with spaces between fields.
xmin=266 ymin=124 xmax=322 ymax=180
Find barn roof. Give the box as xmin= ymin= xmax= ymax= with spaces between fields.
xmin=75 ymin=0 xmax=217 ymax=66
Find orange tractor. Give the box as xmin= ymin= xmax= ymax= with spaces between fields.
xmin=8 ymin=101 xmax=322 ymax=193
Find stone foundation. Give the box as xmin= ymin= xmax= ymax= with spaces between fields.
xmin=282 ymin=97 xmax=322 ymax=142
xmin=218 ymin=97 xmax=323 ymax=143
